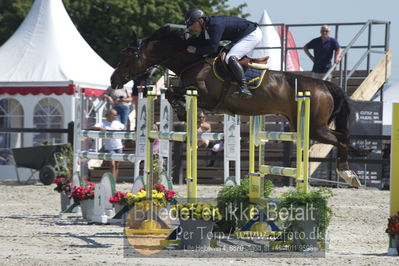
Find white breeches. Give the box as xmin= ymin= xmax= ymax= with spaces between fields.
xmin=225 ymin=27 xmax=263 ymax=63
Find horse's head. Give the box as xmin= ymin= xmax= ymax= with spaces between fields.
xmin=110 ymin=32 xmax=146 ymax=89
xmin=111 ymin=26 xmax=187 ymax=89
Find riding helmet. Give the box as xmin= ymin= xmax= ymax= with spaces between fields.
xmin=185 ymin=8 xmax=206 ymax=27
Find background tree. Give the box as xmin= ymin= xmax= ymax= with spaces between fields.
xmin=0 ymin=0 xmax=248 ymax=67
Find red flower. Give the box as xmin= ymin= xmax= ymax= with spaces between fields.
xmin=70 ymin=183 xmax=95 ymax=201
xmin=154 ymin=184 xmax=166 ymax=192
xmin=386 ymin=212 xmax=399 ymax=236
xmin=109 ymin=191 xmax=128 ymax=204
xmin=53 ymin=177 xmax=72 ymax=194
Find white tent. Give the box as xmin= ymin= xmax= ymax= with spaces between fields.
xmin=0 ymin=0 xmax=116 ymax=148
xmin=0 ymin=0 xmax=120 ymax=179
xmin=0 ymin=0 xmax=113 ymax=87
xmin=252 ymin=10 xmax=282 ymax=70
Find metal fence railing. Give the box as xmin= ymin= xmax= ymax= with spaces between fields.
xmin=256 ymin=20 xmax=390 ymax=91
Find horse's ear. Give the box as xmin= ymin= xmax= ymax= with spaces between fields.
xmin=129 ymin=31 xmax=139 ymax=48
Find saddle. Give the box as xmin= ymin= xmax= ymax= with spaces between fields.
xmin=219 ymin=51 xmax=269 ymax=70
xmin=212 ymin=50 xmax=269 ymax=90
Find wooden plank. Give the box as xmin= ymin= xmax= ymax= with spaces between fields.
xmin=350 ymin=49 xmax=392 ymax=100
xmin=309 ymin=50 xmax=391 ymax=176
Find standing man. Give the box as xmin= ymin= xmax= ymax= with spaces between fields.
xmin=90 ymin=109 xmax=126 ymax=182
xmin=101 ymin=86 xmax=132 ymax=128
xmin=184 ymin=8 xmax=262 ymax=99
xmin=304 ymin=25 xmax=342 ymax=81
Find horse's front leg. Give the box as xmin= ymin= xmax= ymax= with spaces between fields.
xmin=194 ymin=63 xmax=212 ymax=96
xmin=165 ymin=86 xmax=186 ymax=121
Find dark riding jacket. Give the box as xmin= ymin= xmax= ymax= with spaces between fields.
xmin=195 ymin=16 xmax=257 ymax=56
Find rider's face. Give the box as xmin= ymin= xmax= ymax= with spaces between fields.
xmin=189 ymin=19 xmax=203 ymax=33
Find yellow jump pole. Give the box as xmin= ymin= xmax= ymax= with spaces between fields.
xmin=303 ymin=91 xmax=311 ymax=193
xmin=248 ymin=115 xmax=259 ymax=219
xmin=186 ymin=90 xmax=192 ymax=201
xmin=145 ymin=89 xmax=156 ymax=202
xmin=295 ymin=92 xmax=304 ymax=192
xmin=186 ymin=90 xmax=198 ymax=202
xmin=249 ymin=116 xmax=255 ymax=173
xmin=389 ymin=103 xmax=399 ymax=255
xmin=259 ymin=116 xmax=265 ymax=169
xmin=192 ymin=90 xmax=198 ymax=202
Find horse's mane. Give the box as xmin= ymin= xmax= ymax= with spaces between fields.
xmin=147 ymin=26 xmax=184 ymax=42
xmin=146 ymin=26 xmax=186 ymax=53
xmin=144 ymin=26 xmax=205 ymax=67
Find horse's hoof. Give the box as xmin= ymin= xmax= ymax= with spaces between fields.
xmin=336 ymin=169 xmax=362 ymax=188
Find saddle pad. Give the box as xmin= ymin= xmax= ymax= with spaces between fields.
xmin=212 ymin=58 xmax=267 ymax=90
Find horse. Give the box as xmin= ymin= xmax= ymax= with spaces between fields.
xmin=110 ymin=25 xmax=362 ymax=187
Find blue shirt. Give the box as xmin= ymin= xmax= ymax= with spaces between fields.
xmin=305 ymin=37 xmax=340 ymax=73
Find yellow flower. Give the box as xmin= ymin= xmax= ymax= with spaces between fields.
xmin=180 ymin=207 xmax=190 ymax=216
xmin=203 ymin=210 xmax=211 ymax=217
xmin=138 ymin=190 xmax=147 ymax=197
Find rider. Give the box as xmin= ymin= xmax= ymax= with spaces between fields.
xmin=184 ymin=8 xmax=262 ymax=99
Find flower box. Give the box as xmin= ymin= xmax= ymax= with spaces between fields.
xmin=80 ymin=199 xmax=95 ymax=220
xmin=60 ymin=192 xmax=70 ymax=212
xmin=179 ymin=218 xmax=214 ymax=249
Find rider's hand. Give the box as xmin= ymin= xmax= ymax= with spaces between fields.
xmin=187 ymin=46 xmax=196 ymax=54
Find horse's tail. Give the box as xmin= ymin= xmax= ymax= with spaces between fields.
xmin=325 ymin=82 xmax=372 ymax=157
xmin=324 ymin=82 xmax=351 ymax=141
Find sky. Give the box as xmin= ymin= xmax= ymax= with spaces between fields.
xmin=227 ymin=0 xmax=398 ymax=85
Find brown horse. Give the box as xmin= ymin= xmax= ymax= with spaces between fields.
xmin=110 ymin=26 xmax=362 ymax=187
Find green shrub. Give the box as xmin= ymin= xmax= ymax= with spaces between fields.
xmin=278 ymin=187 xmax=333 ymax=240
xmin=216 ymin=177 xmax=273 ymax=233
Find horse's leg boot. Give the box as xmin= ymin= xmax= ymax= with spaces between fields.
xmin=336 ymin=169 xmax=362 ymax=188
xmin=336 ymin=161 xmax=362 ymax=187
xmin=228 ymin=56 xmax=252 ymax=99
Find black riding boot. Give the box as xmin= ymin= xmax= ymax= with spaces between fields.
xmin=228 ymin=56 xmax=252 ymax=99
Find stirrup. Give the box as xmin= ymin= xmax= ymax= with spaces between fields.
xmin=232 ymin=89 xmax=252 ymax=99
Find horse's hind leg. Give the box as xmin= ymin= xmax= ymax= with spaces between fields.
xmin=311 ymin=126 xmax=361 ymax=187
xmin=311 ymin=126 xmax=349 ymax=168
xmin=331 ymin=130 xmax=371 ymax=157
